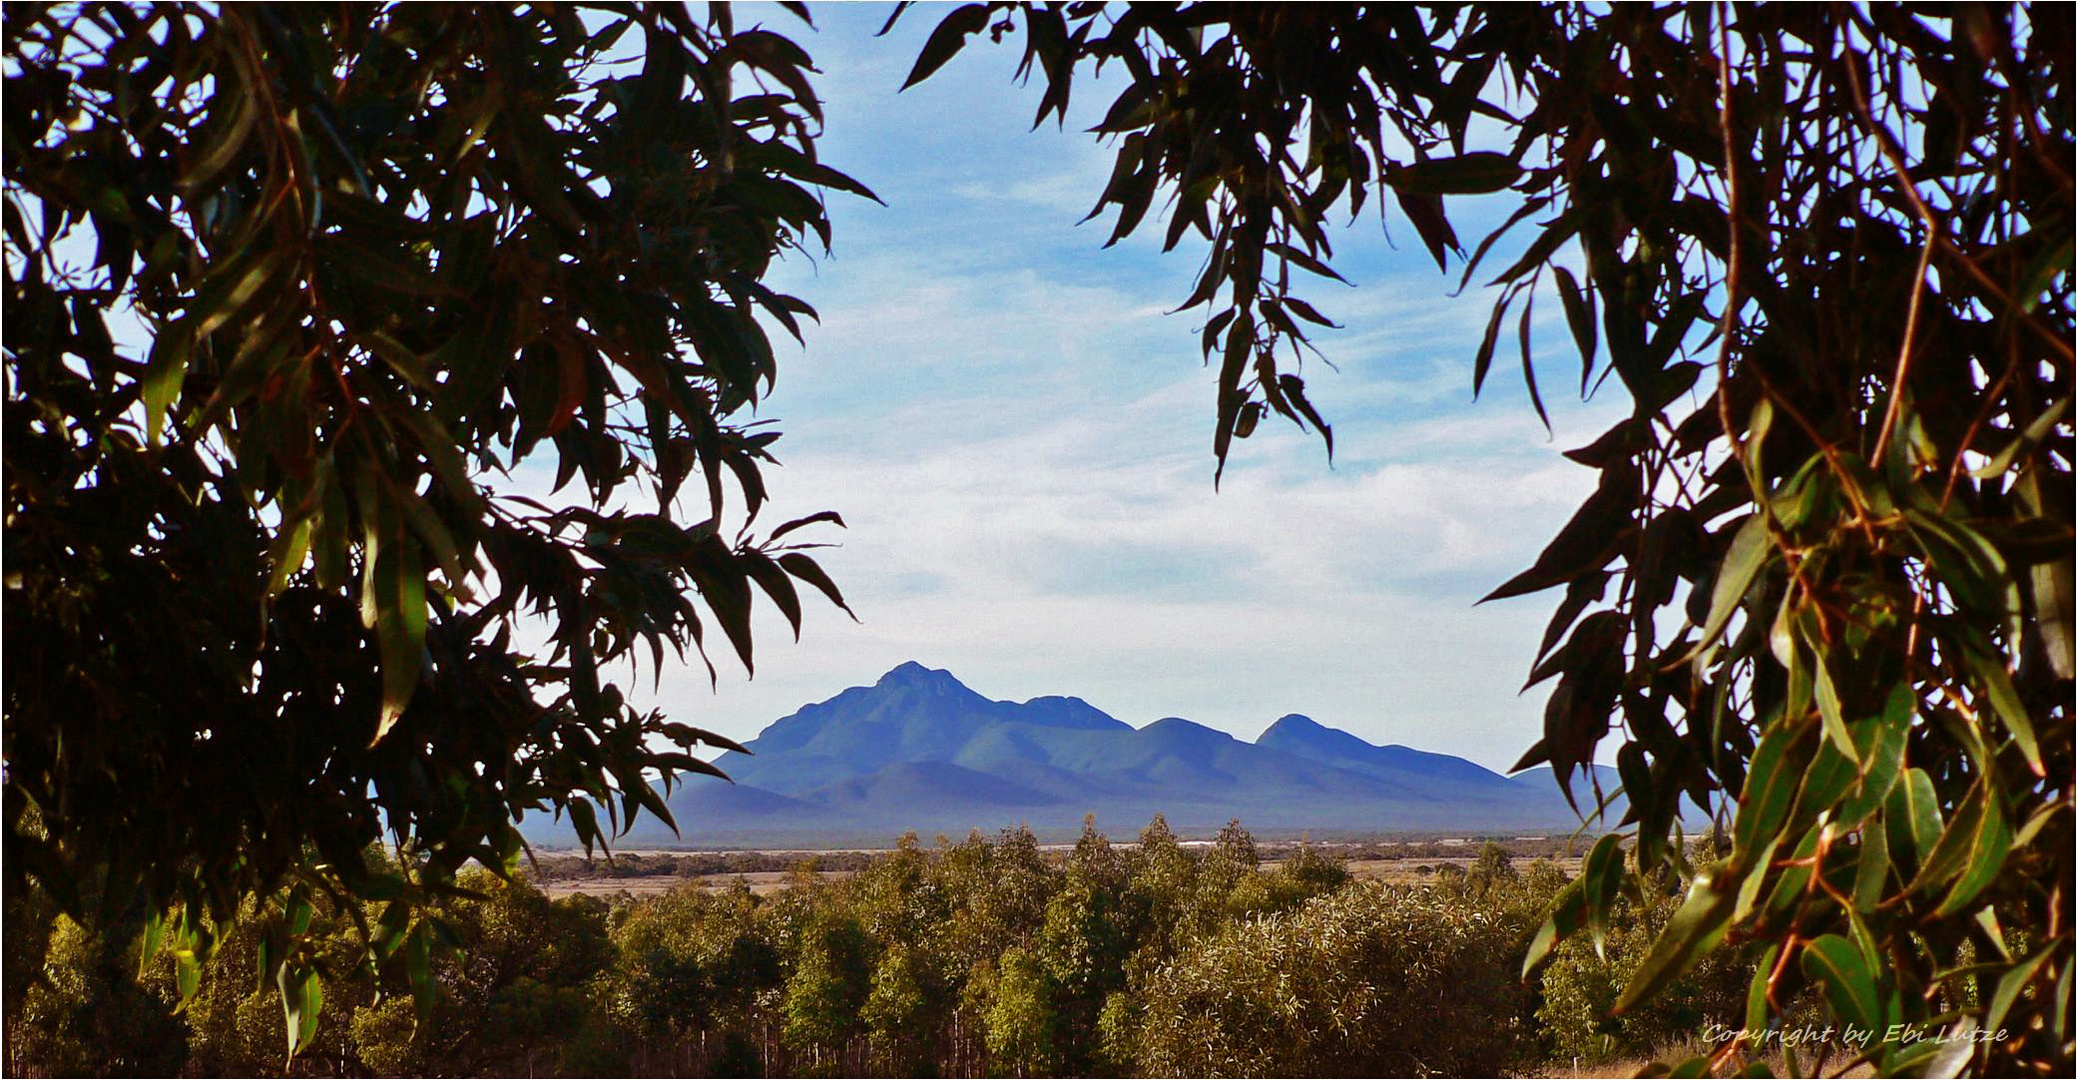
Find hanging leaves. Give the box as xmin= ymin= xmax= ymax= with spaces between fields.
xmin=6 ymin=2 xmax=868 ymax=1060
xmin=895 ymin=4 xmax=2073 ymax=1074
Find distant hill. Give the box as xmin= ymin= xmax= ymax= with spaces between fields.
xmin=522 ymin=662 xmax=1627 ymax=848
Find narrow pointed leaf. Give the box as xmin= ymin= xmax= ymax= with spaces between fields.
xmin=1800 ymin=934 xmax=1882 ymax=1033
xmin=901 ymin=4 xmax=991 ymax=89
xmin=1691 ymin=514 xmax=1770 ymax=662
xmin=1385 ymin=151 xmax=1521 ymax=195
xmin=1613 ymin=863 xmax=1740 ymax=1014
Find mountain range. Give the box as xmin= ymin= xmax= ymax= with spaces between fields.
xmin=523 ymin=662 xmax=1621 ymax=848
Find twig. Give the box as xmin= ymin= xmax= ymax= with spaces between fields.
xmin=1843 ymin=53 xmax=2074 ymax=370
xmin=1713 ymin=2 xmax=1745 ymax=469
xmin=1871 ymin=228 xmax=1936 ymax=462
xmin=1938 ymin=354 xmax=2019 ymax=510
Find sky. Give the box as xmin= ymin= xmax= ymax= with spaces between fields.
xmin=614 ymin=4 xmax=1635 ymax=773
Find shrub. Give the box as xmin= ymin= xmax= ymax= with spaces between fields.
xmin=1536 ymin=875 xmax=1755 ymax=1064
xmin=7 ymin=913 xmax=188 ymax=1077
xmin=1132 ymin=882 xmax=1541 ymax=1077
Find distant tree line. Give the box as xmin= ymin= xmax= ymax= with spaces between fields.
xmin=7 ymin=817 xmax=1786 ymax=1078
xmin=526 ymin=850 xmax=888 ymax=883
xmin=518 ymin=836 xmax=1574 ymax=884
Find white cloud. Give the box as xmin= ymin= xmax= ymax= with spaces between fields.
xmin=951 ymin=169 xmax=1108 ymax=218
xmin=593 ymin=6 xmax=1633 ymax=776
xmin=631 ymin=338 xmax=1617 ymax=771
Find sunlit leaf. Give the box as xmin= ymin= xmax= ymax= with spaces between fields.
xmin=1688 ymin=513 xmax=1770 ymax=665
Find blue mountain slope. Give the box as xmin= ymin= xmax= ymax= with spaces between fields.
xmin=1015 ymin=694 xmax=1136 ymax=732
xmin=948 ymin=726 xmax=1110 ymax=800
xmin=711 ymin=663 xmax=1140 ymax=789
xmin=1510 ymin=763 xmax=1629 ymax=822
xmin=1255 ymin=713 xmax=1523 ymax=798
xmin=605 ymin=780 xmax=837 ymax=847
xmin=805 ymin=760 xmax=1064 ymax=810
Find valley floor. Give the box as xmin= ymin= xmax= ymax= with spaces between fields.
xmin=525 ymin=835 xmax=1590 ymax=898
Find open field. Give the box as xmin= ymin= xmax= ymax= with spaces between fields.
xmin=529 ymin=837 xmax=1589 ymax=898
xmin=540 ymin=868 xmax=857 ymax=899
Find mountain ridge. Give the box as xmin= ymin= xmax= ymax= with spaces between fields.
xmin=524 ymin=663 xmax=1625 ymax=848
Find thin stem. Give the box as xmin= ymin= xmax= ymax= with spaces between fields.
xmin=1713 ymin=2 xmax=1745 ymax=469
xmin=1939 ymin=355 xmax=2019 ymax=510
xmin=1871 ymin=228 xmax=1936 ymax=462
xmin=1842 ymin=51 xmax=2075 ymax=370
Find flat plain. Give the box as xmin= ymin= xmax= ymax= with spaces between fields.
xmin=528 ymin=837 xmax=1589 ymax=899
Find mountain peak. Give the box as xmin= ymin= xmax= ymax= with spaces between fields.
xmin=877 ymin=661 xmax=964 ymax=689
xmin=1018 ymin=695 xmax=1132 ymax=732
xmin=1258 ymin=713 xmax=1523 ymax=794
xmin=1261 ymin=713 xmax=1326 ymax=737
xmin=1140 ymin=716 xmax=1237 ymax=745
xmin=1257 ymin=713 xmax=1358 ymax=749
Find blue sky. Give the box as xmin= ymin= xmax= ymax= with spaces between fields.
xmin=630 ymin=4 xmax=1635 ymax=772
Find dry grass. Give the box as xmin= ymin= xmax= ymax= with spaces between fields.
xmin=1520 ymin=1040 xmax=1879 ymax=1080
xmin=1524 ymin=1058 xmax=1660 ymax=1078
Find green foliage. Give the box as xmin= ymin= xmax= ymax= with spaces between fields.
xmin=2 ymin=861 xmax=60 ymax=1061
xmin=408 ymin=871 xmax=621 ymax=1075
xmin=598 ymin=877 xmax=779 ymax=1076
xmin=1537 ymin=858 xmax=1753 ymax=1065
xmin=1466 ymin=840 xmax=1519 ymax=897
xmin=4 ymin=1 xmax=862 ymax=1054
xmin=175 ymin=890 xmax=368 ymax=1076
xmin=780 ymin=913 xmax=870 ymax=1065
xmin=21 ymin=820 xmax=1792 ymax=1077
xmin=1093 ymin=989 xmax=1141 ymax=1076
xmin=1121 ymin=814 xmax=1195 ymax=968
xmin=984 ymin=946 xmax=1059 ymax=1077
xmin=346 ymin=997 xmax=423 ymax=1078
xmin=173 ymin=868 xmax=614 ymax=1077
xmin=935 ymin=825 xmax=1059 ymax=979
xmin=860 ymin=942 xmax=930 ymax=1075
xmin=1130 ymin=875 xmax=1558 ymax=1077
xmin=1270 ymin=842 xmax=1354 ymax=901
xmin=7 ymin=863 xmax=627 ymax=1078
xmin=1036 ymin=867 xmax=1128 ymax=1072
xmin=907 ymin=4 xmax=2075 ymax=1074
xmin=6 ymin=912 xmax=189 ymax=1077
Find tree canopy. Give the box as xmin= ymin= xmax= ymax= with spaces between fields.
xmin=903 ymin=2 xmax=2072 ymax=1074
xmin=5 ymin=0 xmax=860 ymax=1044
